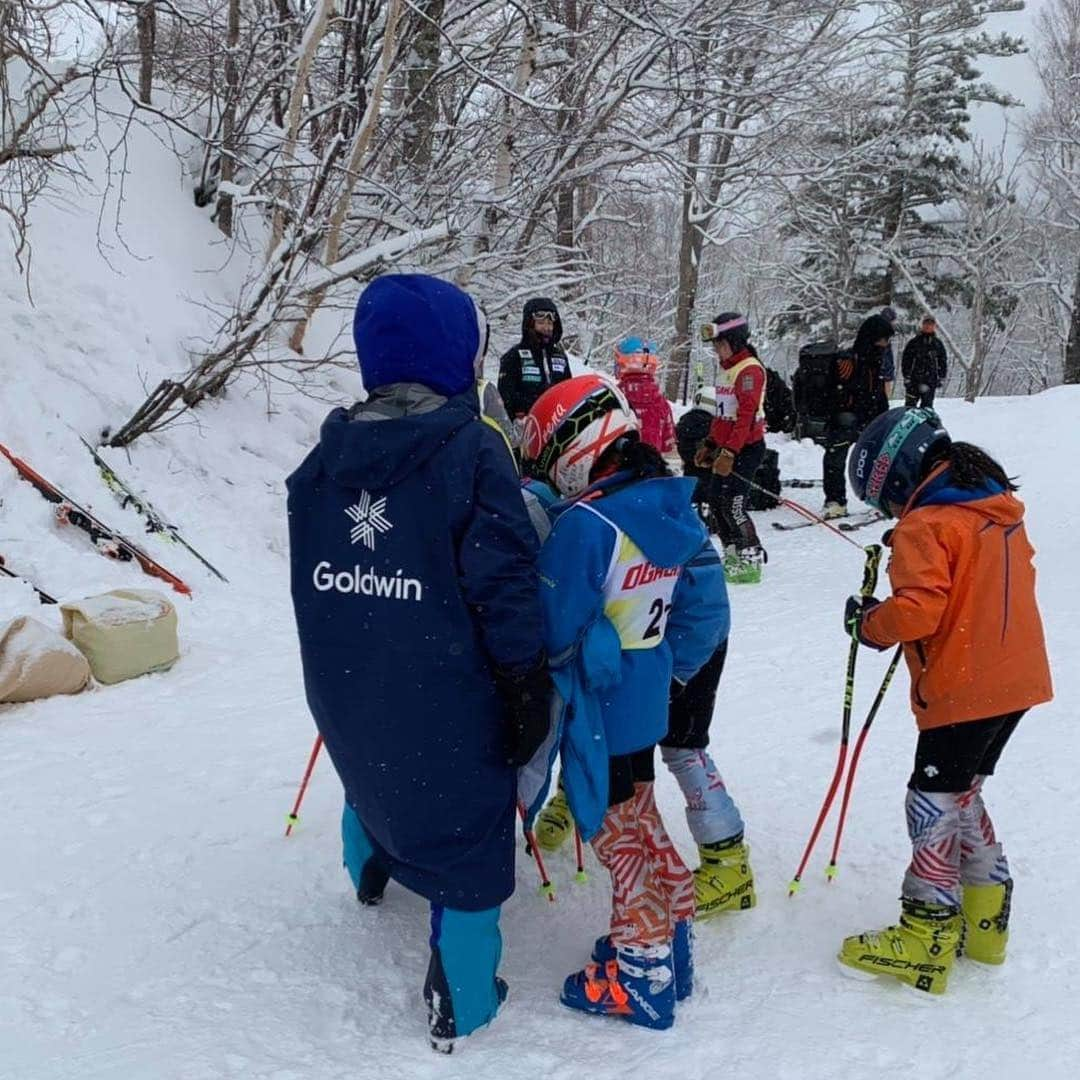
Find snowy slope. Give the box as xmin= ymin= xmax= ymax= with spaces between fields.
xmin=3 ymin=111 xmax=1080 ymax=1080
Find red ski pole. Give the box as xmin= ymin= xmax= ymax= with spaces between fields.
xmin=825 ymin=645 xmax=903 ymax=881
xmin=518 ymin=802 xmax=555 ymax=902
xmin=285 ymin=733 xmax=324 ymax=837
xmin=789 ymin=545 xmax=882 ymax=896
xmin=735 ymin=471 xmax=866 ymax=551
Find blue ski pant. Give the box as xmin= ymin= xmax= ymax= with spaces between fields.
xmin=342 ymin=802 xmax=503 ymax=1038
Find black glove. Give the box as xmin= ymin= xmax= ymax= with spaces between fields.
xmin=494 ymin=656 xmax=553 ymax=767
xmin=843 ymin=595 xmax=888 ymax=650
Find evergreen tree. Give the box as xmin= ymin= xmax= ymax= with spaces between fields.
xmin=773 ymin=0 xmax=1025 ymax=342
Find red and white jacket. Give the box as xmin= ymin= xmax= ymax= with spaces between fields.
xmin=707 ymin=348 xmax=766 ymax=453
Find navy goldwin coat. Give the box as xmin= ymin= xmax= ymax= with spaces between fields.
xmin=287 ymin=392 xmax=543 ymax=910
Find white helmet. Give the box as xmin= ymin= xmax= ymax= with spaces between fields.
xmin=693 ymin=385 xmax=718 ymax=416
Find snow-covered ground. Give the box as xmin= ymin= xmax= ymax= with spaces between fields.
xmin=3 ymin=110 xmax=1078 ymax=1080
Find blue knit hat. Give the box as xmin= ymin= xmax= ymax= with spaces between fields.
xmin=353 ymin=274 xmax=486 ymax=397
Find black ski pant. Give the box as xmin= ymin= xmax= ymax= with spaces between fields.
xmin=909 ymin=712 xmax=1023 ymax=793
xmin=712 ymin=439 xmax=766 ymax=550
xmin=904 ymin=384 xmax=937 ymax=409
xmin=608 ymin=747 xmax=656 ymax=806
xmin=661 ymin=639 xmax=728 ymax=751
xmin=687 ymin=466 xmax=723 ymax=536
xmin=822 ymin=437 xmax=851 ymax=505
xmin=822 ymin=414 xmax=864 ymax=505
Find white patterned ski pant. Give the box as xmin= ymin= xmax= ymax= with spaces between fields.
xmin=659 ymin=746 xmax=745 ymax=845
xmin=902 ymin=712 xmax=1021 ymax=908
xmin=902 ymin=779 xmax=1010 ymax=909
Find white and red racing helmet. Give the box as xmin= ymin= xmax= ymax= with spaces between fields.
xmin=521 ymin=373 xmax=640 ymax=497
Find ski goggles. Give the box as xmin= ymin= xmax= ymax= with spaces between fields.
xmin=699 ymin=316 xmax=748 ymax=343
xmin=531 ymin=310 xmax=557 ymax=322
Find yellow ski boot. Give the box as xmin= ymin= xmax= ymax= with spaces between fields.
xmin=838 ymin=900 xmax=962 ymax=995
xmin=961 ymin=880 xmax=1011 ymax=965
xmin=694 ymin=838 xmax=756 ymax=917
xmin=534 ymin=788 xmax=574 ymax=853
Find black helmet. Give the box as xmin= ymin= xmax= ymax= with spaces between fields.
xmin=699 ymin=312 xmax=750 ymax=351
xmin=849 ymin=407 xmax=950 ymax=514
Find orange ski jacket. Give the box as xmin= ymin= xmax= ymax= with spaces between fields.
xmin=861 ymin=465 xmax=1053 ymax=731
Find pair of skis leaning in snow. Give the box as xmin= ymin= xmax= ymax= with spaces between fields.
xmin=0 ymin=440 xmax=227 ymax=599
xmin=286 ymin=274 xmax=1053 ymax=1055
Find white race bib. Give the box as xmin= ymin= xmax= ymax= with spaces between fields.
xmin=579 ymin=505 xmax=680 ymax=650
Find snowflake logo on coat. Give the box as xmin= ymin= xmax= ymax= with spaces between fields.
xmin=345 ymin=490 xmax=392 ymax=550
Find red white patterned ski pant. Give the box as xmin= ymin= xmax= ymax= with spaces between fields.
xmin=590 ymin=782 xmax=695 ymax=947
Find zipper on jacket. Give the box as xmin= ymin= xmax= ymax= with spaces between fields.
xmin=1002 ymin=523 xmax=1021 ymax=643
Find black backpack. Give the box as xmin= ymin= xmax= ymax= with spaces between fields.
xmin=792 ymin=342 xmax=850 ymax=442
xmin=764 ymin=368 xmax=795 ymax=434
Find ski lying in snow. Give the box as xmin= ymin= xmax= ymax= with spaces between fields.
xmin=80 ymin=437 xmax=228 ymax=583
xmin=0 ymin=554 xmax=57 ymax=604
xmin=0 ymin=442 xmax=192 ymax=597
xmin=772 ymin=510 xmax=886 ymax=533
xmin=781 ymin=478 xmax=822 ymax=488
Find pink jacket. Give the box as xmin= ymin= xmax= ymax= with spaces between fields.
xmin=618 ymin=372 xmax=675 ymax=454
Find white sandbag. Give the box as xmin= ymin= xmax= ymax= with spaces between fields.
xmin=61 ymin=589 xmax=179 ymax=686
xmin=0 ymin=616 xmax=91 ymax=703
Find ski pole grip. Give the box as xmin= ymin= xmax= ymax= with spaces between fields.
xmin=860 ymin=544 xmax=882 ymax=598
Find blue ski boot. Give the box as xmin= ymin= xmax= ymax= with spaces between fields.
xmin=563 ymin=943 xmax=675 ymax=1029
xmin=592 ymin=920 xmax=693 ymax=1001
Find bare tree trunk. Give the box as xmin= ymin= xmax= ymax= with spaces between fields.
xmin=556 ymin=180 xmax=575 ymax=289
xmin=458 ymin=13 xmax=538 ymax=287
xmin=668 ymin=164 xmax=703 ymax=402
xmin=288 ymin=0 xmax=403 ymax=354
xmin=267 ymin=0 xmax=337 ymax=258
xmin=136 ymin=2 xmax=156 ymax=105
xmin=217 ymin=0 xmax=241 ymax=238
xmin=965 ymin=278 xmax=986 ymax=402
xmin=270 ymin=0 xmax=294 ymax=129
xmin=1065 ymin=248 xmax=1080 ymax=384
xmin=402 ymin=0 xmax=444 ymax=173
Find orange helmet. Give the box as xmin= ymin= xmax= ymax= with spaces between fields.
xmin=614 ymin=336 xmax=659 ymax=375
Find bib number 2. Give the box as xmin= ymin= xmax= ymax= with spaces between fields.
xmin=644 ymin=598 xmax=672 ymax=641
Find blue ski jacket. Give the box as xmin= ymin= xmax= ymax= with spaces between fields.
xmin=287 ymin=391 xmax=543 ymax=911
xmin=519 ymin=475 xmax=729 ymax=840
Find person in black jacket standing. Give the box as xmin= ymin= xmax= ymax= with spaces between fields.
xmin=901 ymin=315 xmax=948 ymax=407
xmin=821 ymin=313 xmax=895 ymax=517
xmin=497 ymin=297 xmax=573 ymax=427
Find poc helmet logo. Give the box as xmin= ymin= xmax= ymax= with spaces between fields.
xmin=855 ymin=447 xmax=869 ymax=481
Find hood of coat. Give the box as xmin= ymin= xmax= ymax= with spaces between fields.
xmin=589 ymin=476 xmax=705 ymax=568
xmin=314 ymin=390 xmax=478 ymax=493
xmin=521 ymin=296 xmax=564 ymax=346
xmin=852 ymin=314 xmax=895 ymax=358
xmin=352 ymin=274 xmax=485 ymax=398
xmin=903 ymin=464 xmax=1024 ymax=527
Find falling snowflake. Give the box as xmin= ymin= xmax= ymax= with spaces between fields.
xmin=344 ymin=490 xmax=392 ymax=550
